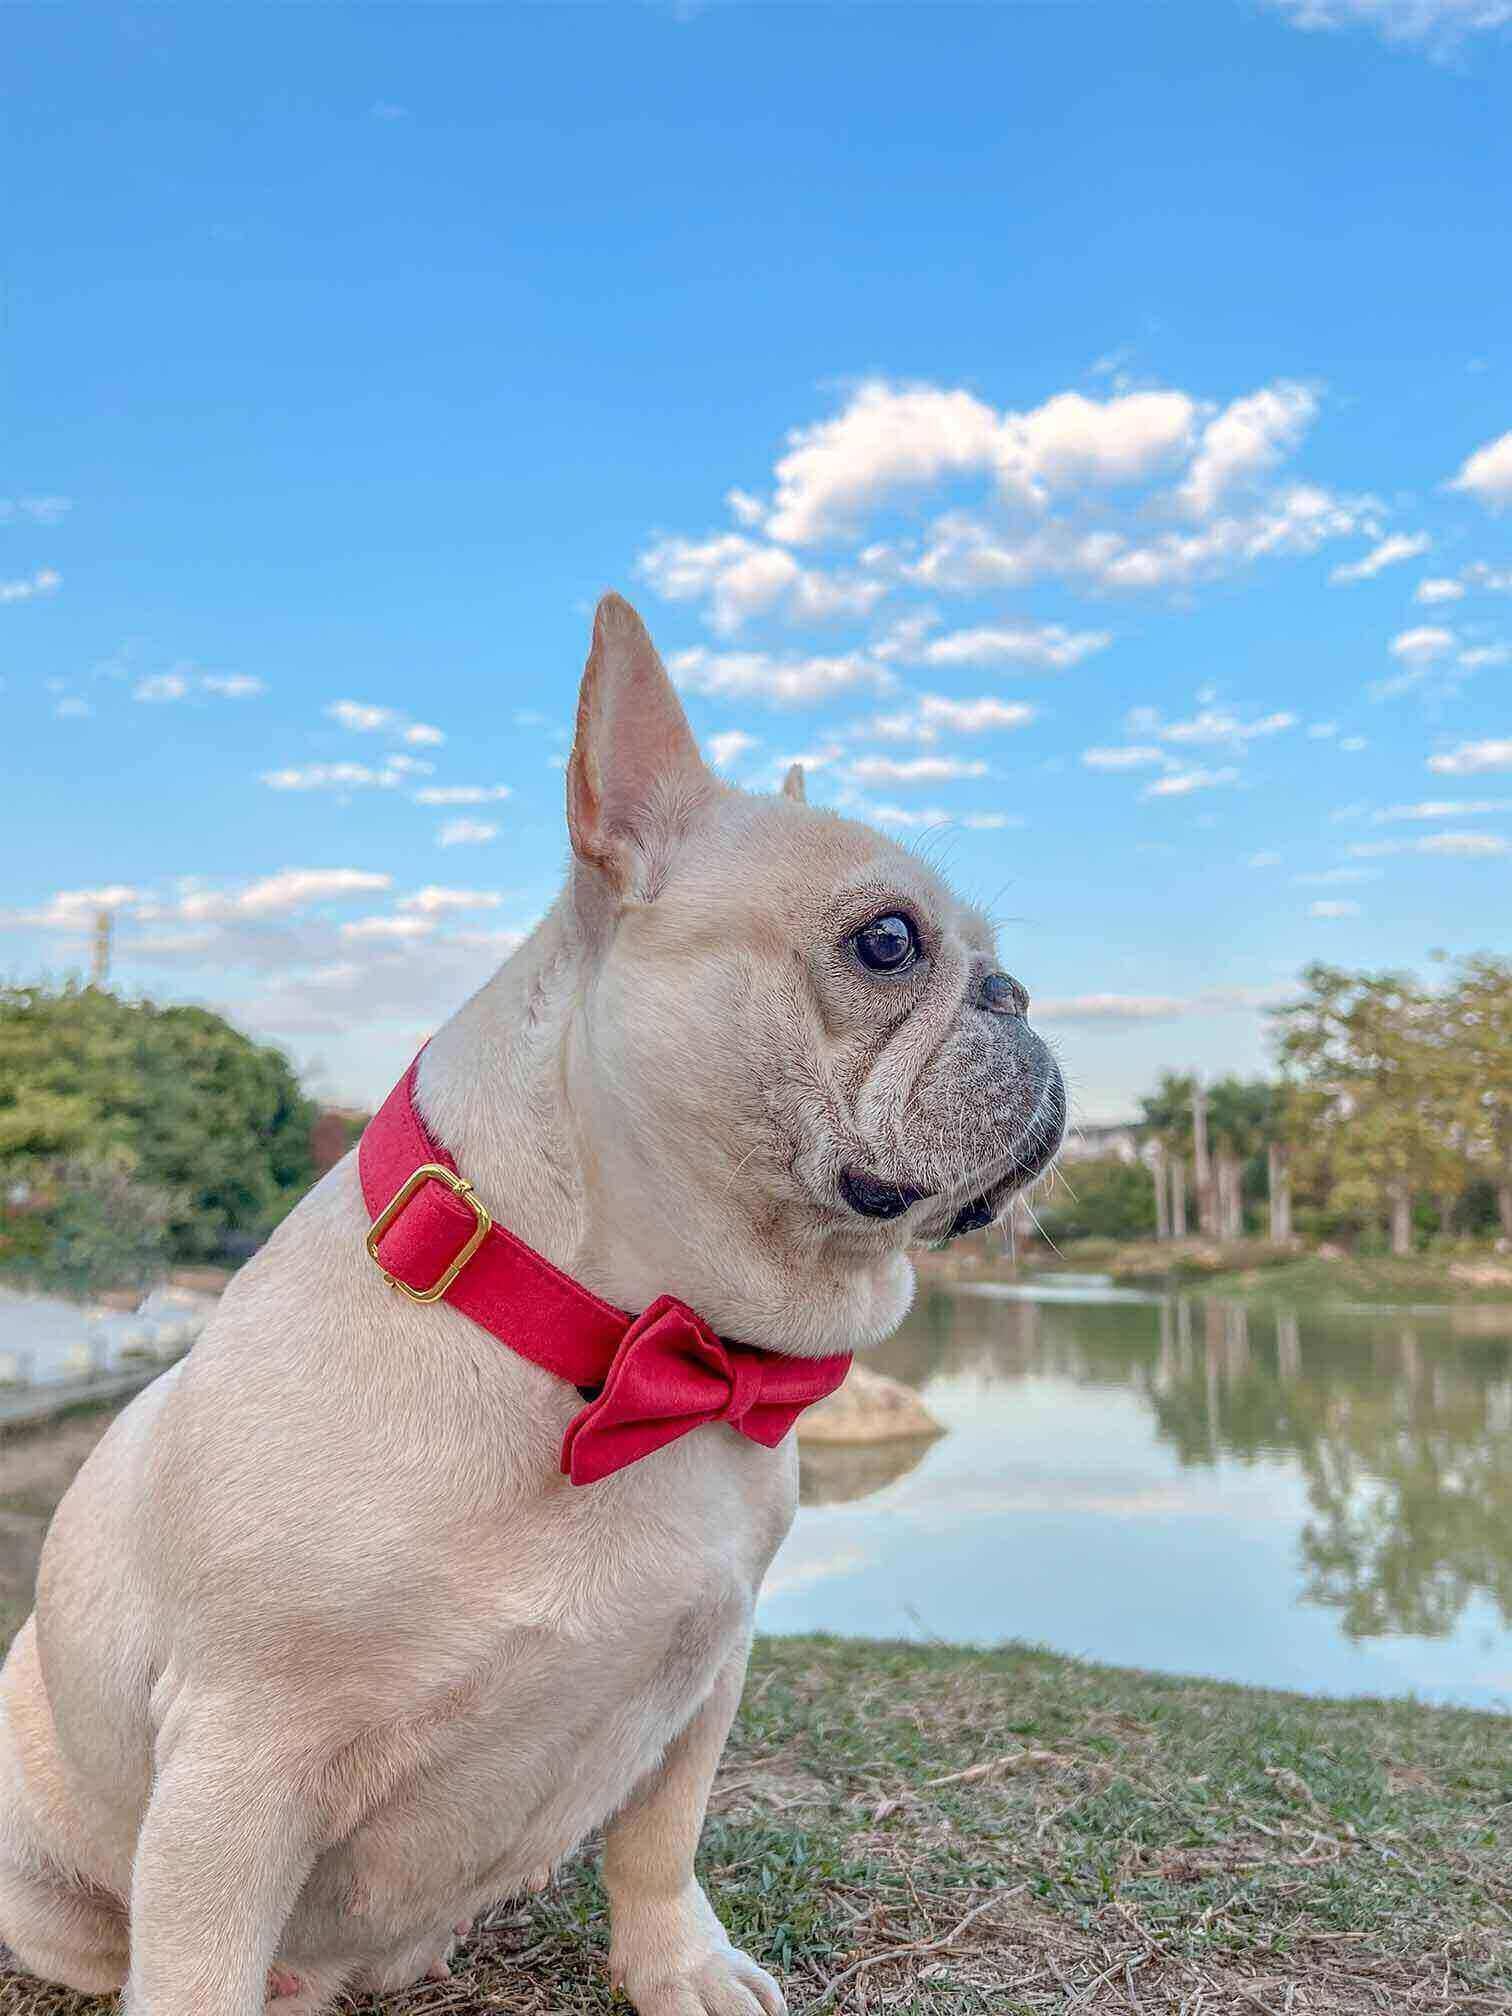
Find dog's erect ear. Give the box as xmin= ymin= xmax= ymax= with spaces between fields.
xmin=781 ymin=762 xmax=807 ymax=805
xmin=567 ymin=593 xmax=713 ymax=903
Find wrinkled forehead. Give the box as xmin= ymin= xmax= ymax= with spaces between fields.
xmin=652 ymin=794 xmax=998 ymax=957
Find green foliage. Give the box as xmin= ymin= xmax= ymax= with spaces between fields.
xmin=1039 ymin=1156 xmax=1156 ymax=1243
xmin=0 ymin=981 xmax=317 ymax=1270
xmin=1274 ymin=958 xmax=1512 ymax=1251
xmin=24 ymin=1156 xmax=176 ymax=1301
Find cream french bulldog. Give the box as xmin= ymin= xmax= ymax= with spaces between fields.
xmin=0 ymin=594 xmax=1065 ymax=2015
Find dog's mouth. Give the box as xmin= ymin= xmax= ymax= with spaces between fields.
xmin=838 ymin=1170 xmax=931 ymax=1220
xmin=927 ymin=1060 xmax=1067 ymax=1242
xmin=837 ymin=1054 xmax=1067 ymax=1242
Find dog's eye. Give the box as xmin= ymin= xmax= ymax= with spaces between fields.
xmin=853 ymin=913 xmax=919 ymax=974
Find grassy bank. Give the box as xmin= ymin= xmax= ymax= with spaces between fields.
xmin=921 ymin=1234 xmax=1512 ymax=1308
xmin=4 ymin=1418 xmax=1511 ymax=2012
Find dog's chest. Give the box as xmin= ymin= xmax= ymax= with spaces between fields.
xmin=316 ymin=1433 xmax=796 ymax=1935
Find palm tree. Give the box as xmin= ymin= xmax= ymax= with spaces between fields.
xmin=1138 ymin=1073 xmax=1195 ymax=1241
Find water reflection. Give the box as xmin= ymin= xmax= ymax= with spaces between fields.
xmin=771 ymin=1278 xmax=1512 ymax=1707
xmin=798 ymin=1436 xmax=938 ymax=1506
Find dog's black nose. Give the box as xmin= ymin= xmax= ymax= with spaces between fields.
xmin=975 ymin=970 xmax=1029 ymax=1016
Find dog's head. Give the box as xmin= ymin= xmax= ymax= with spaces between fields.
xmin=562 ymin=593 xmax=1066 ymax=1352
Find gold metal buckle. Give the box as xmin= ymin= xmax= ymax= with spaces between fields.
xmin=365 ymin=1163 xmax=492 ymax=1304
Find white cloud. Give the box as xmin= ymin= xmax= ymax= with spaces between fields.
xmin=0 ymin=496 xmax=70 ymax=526
xmin=914 ymin=693 xmax=1034 ymax=734
xmin=1415 ymin=577 xmax=1465 ymax=604
xmin=963 ymin=812 xmax=1022 ymax=830
xmin=1034 ymin=986 xmax=1277 ymax=1024
xmin=1373 ymin=798 xmax=1512 ymax=821
xmin=1329 ymin=531 xmax=1430 ymax=584
xmin=766 ymin=382 xmax=1004 ymax=544
xmin=438 ymin=819 xmax=500 ymax=847
xmin=1465 ymin=562 xmax=1512 ymax=592
xmin=1388 ymin=624 xmax=1456 ymax=662
xmin=1249 ymin=851 xmax=1283 ymax=867
xmin=1082 ymin=745 xmax=1167 ymax=771
xmin=1293 ymin=865 xmax=1380 ymax=884
xmin=852 ymin=802 xmax=955 ymax=830
xmin=54 ymin=696 xmax=93 ymax=719
xmin=327 ymin=700 xmax=446 ymax=746
xmin=134 ymin=666 xmax=266 ymax=704
xmin=1352 ymin=831 xmax=1509 ymax=858
xmin=669 ymin=645 xmax=893 ymax=707
xmin=1459 ymin=643 xmax=1512 ymax=669
xmin=201 ymin=673 xmax=266 ymax=698
xmin=340 ymin=915 xmax=435 ymax=940
xmin=133 ymin=671 xmax=189 ymax=703
xmin=263 ymin=762 xmax=423 ymax=791
xmin=1178 ymin=382 xmax=1317 ymax=517
xmin=180 ymin=868 xmax=392 ymax=921
xmin=1268 ymin=0 xmax=1512 ymax=50
xmin=909 ymin=484 xmax=1372 ymax=597
xmin=411 ymin=784 xmax=511 ymax=804
xmin=1340 ymin=735 xmax=1368 ymax=751
xmin=1161 ymin=708 xmax=1297 ymax=746
xmin=999 ymin=389 xmax=1198 ymax=505
xmin=753 ymin=380 xmax=1202 ymax=543
xmin=1419 ymin=831 xmax=1509 ymax=855
xmin=0 ymin=566 xmax=61 ymax=605
xmin=328 ymin=700 xmax=395 ymax=732
xmin=1310 ymin=900 xmax=1362 ymax=918
xmin=1141 ymin=766 xmax=1242 ymax=798
xmin=851 ymin=694 xmax=1035 ymax=744
xmin=1449 ymin=428 xmax=1512 ymax=509
xmin=396 ymin=887 xmax=504 ymax=914
xmin=1427 ymin=738 xmax=1512 ymax=775
xmin=707 ymin=730 xmax=759 ymax=770
xmin=716 ymin=376 xmax=1326 ymax=557
xmin=916 ymin=622 xmax=1111 ymax=670
xmin=638 ymin=532 xmax=885 ymax=634
xmin=845 ymin=755 xmax=990 ymax=786
xmin=4 ymin=884 xmax=140 ymax=930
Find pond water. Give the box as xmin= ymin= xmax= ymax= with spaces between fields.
xmin=760 ymin=1275 xmax=1512 ymax=1712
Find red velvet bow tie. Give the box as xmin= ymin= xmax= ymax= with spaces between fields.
xmin=358 ymin=1058 xmax=852 ymax=1485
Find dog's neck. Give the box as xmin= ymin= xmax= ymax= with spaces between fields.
xmin=412 ymin=900 xmax=913 ymax=1359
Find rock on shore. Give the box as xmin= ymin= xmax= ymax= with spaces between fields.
xmin=795 ymin=1364 xmax=944 ymax=1446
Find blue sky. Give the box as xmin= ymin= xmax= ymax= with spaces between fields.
xmin=4 ymin=0 xmax=1510 ymax=1120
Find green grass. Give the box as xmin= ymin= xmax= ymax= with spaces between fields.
xmin=1196 ymin=1249 xmax=1512 ymax=1307
xmin=4 ymin=1425 xmax=1512 ymax=2011
xmin=1006 ymin=1237 xmax=1512 ymax=1308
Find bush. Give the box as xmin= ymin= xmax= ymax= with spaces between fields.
xmin=20 ymin=1157 xmax=175 ymax=1301
xmin=0 ymin=982 xmax=318 ymax=1269
xmin=1037 ymin=1156 xmax=1156 ymax=1244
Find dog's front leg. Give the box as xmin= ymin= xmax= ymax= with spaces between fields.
xmin=122 ymin=1709 xmax=319 ymax=2016
xmin=603 ymin=1642 xmax=785 ymax=2016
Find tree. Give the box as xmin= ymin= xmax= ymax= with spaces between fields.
xmin=1206 ymin=1078 xmax=1278 ymax=1241
xmin=1138 ymin=1073 xmax=1195 ymax=1240
xmin=1445 ymin=956 xmax=1512 ymax=1241
xmin=0 ymin=983 xmax=318 ymax=1266
xmin=1275 ymin=965 xmax=1455 ymax=1256
xmin=1033 ymin=1155 xmax=1157 ymax=1244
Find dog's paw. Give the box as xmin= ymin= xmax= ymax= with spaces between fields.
xmin=630 ymin=1947 xmax=786 ymax=2016
xmin=611 ymin=1891 xmax=784 ymax=2016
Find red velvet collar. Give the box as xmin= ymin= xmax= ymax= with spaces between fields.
xmin=358 ymin=1058 xmax=853 ymax=1485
